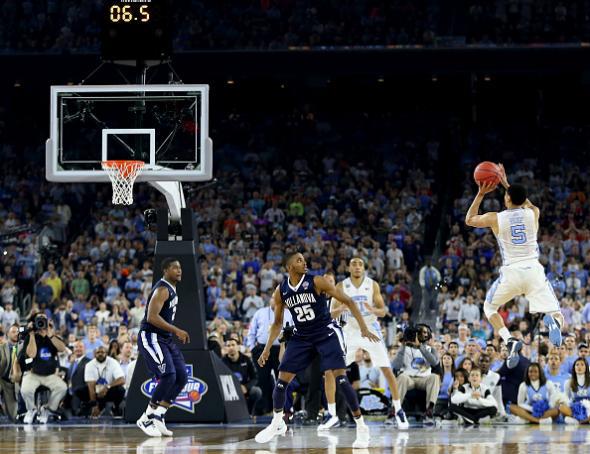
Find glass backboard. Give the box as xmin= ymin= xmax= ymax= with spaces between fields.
xmin=46 ymin=84 xmax=212 ymax=183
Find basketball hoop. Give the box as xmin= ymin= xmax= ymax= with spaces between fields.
xmin=101 ymin=160 xmax=145 ymax=205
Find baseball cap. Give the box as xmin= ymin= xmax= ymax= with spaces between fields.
xmin=458 ymin=324 xmax=469 ymax=331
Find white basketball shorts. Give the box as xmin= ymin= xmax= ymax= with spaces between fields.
xmin=343 ymin=326 xmax=390 ymax=368
xmin=485 ymin=259 xmax=560 ymax=314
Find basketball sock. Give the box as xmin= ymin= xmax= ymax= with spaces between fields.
xmin=335 ymin=375 xmax=360 ymax=413
xmin=272 ymin=380 xmax=289 ymax=413
xmin=328 ymin=403 xmax=336 ymax=416
xmin=392 ymin=399 xmax=401 ymax=413
xmin=499 ymin=327 xmax=511 ymax=343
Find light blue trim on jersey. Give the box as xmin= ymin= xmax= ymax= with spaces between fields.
xmin=485 ymin=276 xmax=501 ymax=303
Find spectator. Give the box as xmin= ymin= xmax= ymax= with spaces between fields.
xmin=118 ymin=341 xmax=135 ymax=377
xmin=129 ymin=298 xmax=145 ymax=329
xmin=20 ymin=314 xmax=68 ymax=424
xmin=213 ymin=289 xmax=235 ymax=320
xmin=357 ymin=349 xmax=380 ymax=389
xmin=545 ymin=351 xmax=570 ymax=393
xmin=458 ymin=295 xmax=481 ymax=326
xmin=95 ymin=302 xmax=110 ymax=326
xmin=83 ymin=325 xmax=104 ymax=359
xmin=44 ymin=265 xmax=63 ymax=303
xmin=124 ymin=272 xmax=142 ymax=302
xmin=419 ymin=258 xmax=441 ymax=313
xmin=35 ymin=278 xmax=53 ymax=306
xmin=71 ymin=271 xmax=90 ymax=301
xmin=104 ymin=279 xmax=122 ymax=304
xmin=0 ymin=279 xmax=17 ymax=307
xmin=479 ymin=353 xmax=504 ymax=417
xmin=393 ymin=329 xmax=441 ymax=420
xmin=559 ymin=358 xmax=590 ymax=425
xmin=434 ymin=352 xmax=455 ymax=417
xmin=222 ymin=337 xmax=262 ymax=417
xmin=508 ymin=362 xmax=561 ymax=424
xmin=449 ymin=367 xmax=497 ymax=425
xmin=80 ymin=301 xmax=96 ymax=325
xmin=78 ymin=346 xmax=125 ymax=418
xmin=258 ymin=262 xmax=277 ymax=293
xmin=66 ymin=341 xmax=91 ymax=416
xmin=0 ymin=325 xmax=19 ymax=420
xmin=1 ymin=302 xmax=18 ymax=333
xmin=241 ymin=286 xmax=264 ymax=322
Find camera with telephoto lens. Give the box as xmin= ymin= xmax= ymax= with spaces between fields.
xmin=19 ymin=315 xmax=49 ymax=340
xmin=402 ymin=324 xmax=432 ymax=344
xmin=279 ymin=322 xmax=295 ymax=344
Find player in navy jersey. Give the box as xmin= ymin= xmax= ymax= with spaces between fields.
xmin=136 ymin=258 xmax=190 ymax=437
xmin=255 ymin=252 xmax=380 ymax=448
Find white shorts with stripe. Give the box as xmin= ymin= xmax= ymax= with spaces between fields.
xmin=485 ymin=259 xmax=560 ymax=314
xmin=343 ymin=325 xmax=390 ymax=368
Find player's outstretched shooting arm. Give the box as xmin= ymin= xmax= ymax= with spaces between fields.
xmin=314 ymin=275 xmax=380 ymax=343
xmin=465 ymin=180 xmax=497 ymax=229
xmin=258 ymin=287 xmax=284 ymax=367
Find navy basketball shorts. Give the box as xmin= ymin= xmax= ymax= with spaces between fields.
xmin=279 ymin=324 xmax=346 ymax=374
xmin=138 ymin=330 xmax=186 ymax=377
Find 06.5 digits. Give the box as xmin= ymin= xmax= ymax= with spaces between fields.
xmin=110 ymin=5 xmax=150 ymax=23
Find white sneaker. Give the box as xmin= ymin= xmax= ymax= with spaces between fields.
xmin=137 ymin=412 xmax=162 ymax=437
xmin=152 ymin=416 xmax=173 ymax=436
xmin=37 ymin=406 xmax=49 ymax=424
xmin=23 ymin=409 xmax=36 ymax=425
xmin=395 ymin=409 xmax=409 ymax=430
xmin=539 ymin=417 xmax=552 ymax=425
xmin=318 ymin=414 xmax=340 ymax=431
xmin=507 ymin=415 xmax=528 ymax=425
xmin=255 ymin=417 xmax=287 ymax=443
xmin=565 ymin=416 xmax=580 ymax=426
xmin=352 ymin=422 xmax=370 ymax=449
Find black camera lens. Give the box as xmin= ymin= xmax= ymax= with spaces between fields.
xmin=34 ymin=316 xmax=48 ymax=331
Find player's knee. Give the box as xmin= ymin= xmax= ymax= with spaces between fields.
xmin=483 ymin=301 xmax=498 ymax=319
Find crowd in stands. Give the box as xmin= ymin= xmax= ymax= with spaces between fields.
xmin=0 ymin=105 xmax=437 ymax=422
xmin=1 ymin=0 xmax=590 ymax=53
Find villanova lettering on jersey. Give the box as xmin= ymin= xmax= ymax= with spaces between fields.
xmin=280 ymin=274 xmax=331 ymax=336
xmin=283 ymin=292 xmax=317 ymax=308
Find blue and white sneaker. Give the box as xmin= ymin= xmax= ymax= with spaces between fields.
xmin=318 ymin=413 xmax=340 ymax=431
xmin=543 ymin=314 xmax=563 ymax=347
xmin=395 ymin=409 xmax=409 ymax=429
xmin=506 ymin=337 xmax=523 ymax=369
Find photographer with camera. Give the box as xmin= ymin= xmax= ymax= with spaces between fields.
xmin=392 ymin=324 xmax=441 ymax=421
xmin=20 ymin=313 xmax=68 ymax=424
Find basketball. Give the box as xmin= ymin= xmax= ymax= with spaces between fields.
xmin=473 ymin=161 xmax=501 ymax=187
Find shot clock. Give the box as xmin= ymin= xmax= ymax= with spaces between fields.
xmin=101 ymin=0 xmax=171 ymax=61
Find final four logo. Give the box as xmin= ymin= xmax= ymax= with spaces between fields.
xmin=141 ymin=364 xmax=208 ymax=413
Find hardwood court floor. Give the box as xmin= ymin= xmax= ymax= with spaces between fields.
xmin=1 ymin=423 xmax=589 ymax=453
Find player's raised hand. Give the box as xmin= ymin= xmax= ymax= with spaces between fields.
xmin=477 ymin=181 xmax=496 ymax=195
xmin=360 ymin=328 xmax=380 ymax=343
xmin=257 ymin=348 xmax=270 ymax=367
xmin=175 ymin=328 xmax=190 ymax=344
xmin=497 ymin=163 xmax=509 ymax=189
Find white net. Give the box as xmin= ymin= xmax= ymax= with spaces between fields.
xmin=101 ymin=160 xmax=145 ymax=205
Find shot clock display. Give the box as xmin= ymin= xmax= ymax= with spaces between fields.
xmin=101 ymin=0 xmax=171 ymax=61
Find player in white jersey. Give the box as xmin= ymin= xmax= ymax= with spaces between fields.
xmin=319 ymin=257 xmax=409 ymax=430
xmin=465 ymin=164 xmax=564 ymax=369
